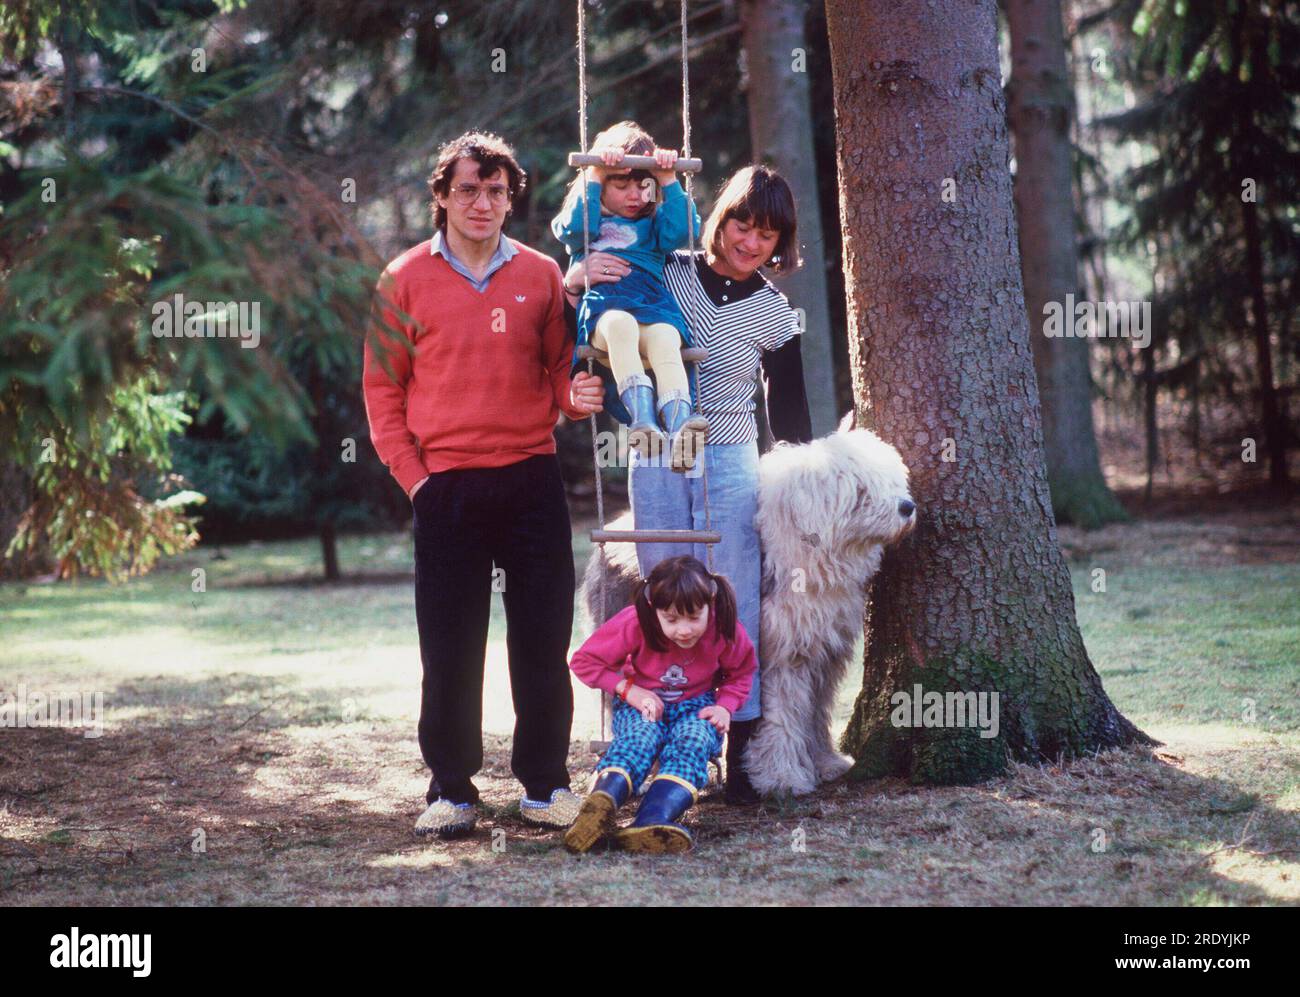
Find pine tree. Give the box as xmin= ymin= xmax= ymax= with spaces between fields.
xmin=824 ymin=0 xmax=1149 ymax=783
xmin=1100 ymin=0 xmax=1299 ymax=491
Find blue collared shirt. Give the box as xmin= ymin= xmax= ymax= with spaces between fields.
xmin=430 ymin=229 xmax=517 ymax=292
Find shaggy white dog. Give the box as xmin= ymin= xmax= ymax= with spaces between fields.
xmin=578 ymin=415 xmax=915 ymax=797
xmin=744 ymin=418 xmax=915 ymax=795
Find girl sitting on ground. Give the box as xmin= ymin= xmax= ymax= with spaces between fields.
xmin=565 ymin=555 xmax=756 ymax=853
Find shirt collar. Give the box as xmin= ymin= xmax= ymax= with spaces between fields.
xmin=695 ymin=252 xmax=767 ymax=306
xmin=430 ymin=229 xmax=517 ymax=263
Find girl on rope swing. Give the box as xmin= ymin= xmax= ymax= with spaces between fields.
xmin=552 ymin=120 xmax=708 ymax=474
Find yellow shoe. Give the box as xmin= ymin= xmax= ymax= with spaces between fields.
xmin=564 ymin=792 xmax=619 ymax=854
xmin=612 ymin=776 xmax=696 ymax=853
xmin=614 ymin=823 xmax=693 ymax=853
xmin=564 ymin=769 xmax=633 ymax=853
xmin=668 ymin=415 xmax=709 ymax=474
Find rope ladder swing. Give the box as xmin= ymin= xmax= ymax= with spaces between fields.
xmin=574 ymin=0 xmax=719 ymax=752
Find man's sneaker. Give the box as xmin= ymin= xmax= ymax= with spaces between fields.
xmin=519 ymin=788 xmax=583 ymax=829
xmin=415 ymin=798 xmax=477 ymax=839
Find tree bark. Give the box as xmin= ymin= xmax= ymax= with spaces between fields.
xmin=1005 ymin=0 xmax=1125 ymax=528
xmin=825 ymin=0 xmax=1150 ymax=784
xmin=740 ymin=0 xmax=838 ymax=436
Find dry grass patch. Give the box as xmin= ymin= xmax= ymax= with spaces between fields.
xmin=2 ymin=692 xmax=1295 ymax=905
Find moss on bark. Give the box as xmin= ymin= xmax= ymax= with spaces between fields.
xmin=843 ymin=648 xmax=1154 ymax=786
xmin=1049 ymin=468 xmax=1129 ymax=530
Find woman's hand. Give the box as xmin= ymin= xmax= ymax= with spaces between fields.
xmin=564 ymin=252 xmax=631 ymax=296
xmin=569 ymin=371 xmax=604 ymax=416
xmin=698 ymin=704 xmax=731 ymax=734
xmin=651 ymin=147 xmax=679 ymax=186
xmin=627 ymin=686 xmax=665 ymax=723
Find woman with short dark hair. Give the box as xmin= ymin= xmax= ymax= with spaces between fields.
xmin=565 ymin=164 xmax=813 ymax=805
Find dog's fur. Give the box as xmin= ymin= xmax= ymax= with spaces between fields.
xmin=579 ymin=413 xmax=915 ymax=797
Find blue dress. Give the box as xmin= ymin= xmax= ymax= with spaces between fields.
xmin=574 ymin=266 xmax=698 ymax=424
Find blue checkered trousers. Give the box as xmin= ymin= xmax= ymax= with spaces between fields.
xmin=596 ymin=692 xmax=725 ymax=792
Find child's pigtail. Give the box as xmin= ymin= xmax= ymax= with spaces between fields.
xmin=634 ymin=576 xmax=669 ymax=652
xmin=709 ymin=571 xmax=738 ymax=644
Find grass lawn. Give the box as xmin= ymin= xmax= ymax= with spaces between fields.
xmin=1 ymin=504 xmax=1297 ymax=906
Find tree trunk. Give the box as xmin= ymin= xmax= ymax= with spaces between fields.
xmin=1005 ymin=0 xmax=1125 ymax=528
xmin=1142 ymin=346 xmax=1157 ymax=502
xmin=1190 ymin=364 xmax=1201 ymax=462
xmin=825 ymin=0 xmax=1150 ymax=785
xmin=306 ymin=359 xmax=341 ymax=582
xmin=59 ymin=0 xmax=78 ymax=140
xmin=320 ymin=520 xmax=340 ymax=582
xmin=0 ymin=460 xmax=53 ymax=580
xmin=1240 ymin=197 xmax=1289 ymax=490
xmin=740 ymin=0 xmax=838 ymax=436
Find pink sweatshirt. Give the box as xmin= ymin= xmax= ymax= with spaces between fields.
xmin=569 ymin=605 xmax=757 ymax=715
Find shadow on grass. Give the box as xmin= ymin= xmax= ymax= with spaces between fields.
xmin=2 ymin=669 xmax=1297 ymax=905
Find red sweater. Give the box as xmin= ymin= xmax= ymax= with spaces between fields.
xmin=363 ymin=237 xmax=587 ymax=492
xmin=569 ymin=605 xmax=757 ymax=715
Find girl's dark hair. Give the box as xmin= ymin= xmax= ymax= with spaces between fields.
xmin=427 ymin=131 xmax=527 ymax=230
xmin=634 ymin=555 xmax=738 ymax=652
xmin=702 ymin=164 xmax=802 ymax=274
xmin=560 ymin=119 xmax=662 ymax=224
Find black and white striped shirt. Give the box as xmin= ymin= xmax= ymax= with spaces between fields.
xmin=663 ymin=250 xmax=803 ymax=446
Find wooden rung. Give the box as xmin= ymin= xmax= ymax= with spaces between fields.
xmin=568 ymin=152 xmax=703 ymax=173
xmin=588 ymin=739 xmax=611 ymax=754
xmin=578 ymin=345 xmax=707 ymax=364
xmin=591 ymin=529 xmax=721 ymax=544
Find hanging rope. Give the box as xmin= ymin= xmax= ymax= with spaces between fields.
xmin=576 ymin=0 xmax=605 ymax=620
xmin=677 ymin=0 xmax=714 ymax=573
xmin=576 ymin=0 xmax=711 ymax=740
xmin=577 ymin=0 xmax=728 ymax=748
xmin=577 ymin=0 xmax=607 ymax=742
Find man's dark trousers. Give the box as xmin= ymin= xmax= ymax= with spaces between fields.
xmin=412 ymin=453 xmax=575 ymax=805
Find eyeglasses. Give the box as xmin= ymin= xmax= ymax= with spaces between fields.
xmin=448 ymin=184 xmax=511 ymax=206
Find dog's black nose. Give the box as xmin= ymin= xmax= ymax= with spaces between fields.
xmin=898 ymin=499 xmax=915 ymax=518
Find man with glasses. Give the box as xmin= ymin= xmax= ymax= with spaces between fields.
xmin=363 ymin=132 xmax=605 ymax=839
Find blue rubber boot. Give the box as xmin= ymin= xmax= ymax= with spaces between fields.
xmin=564 ymin=769 xmax=633 ymax=854
xmin=658 ymin=389 xmax=709 ymax=474
xmin=614 ymin=777 xmax=696 ymax=853
xmin=619 ymin=374 xmax=667 ymax=460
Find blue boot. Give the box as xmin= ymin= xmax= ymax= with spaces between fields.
xmin=614 ymin=776 xmax=696 ymax=853
xmin=564 ymin=769 xmax=633 ymax=854
xmin=619 ymin=374 xmax=667 ymax=459
xmin=658 ymin=389 xmax=709 ymax=474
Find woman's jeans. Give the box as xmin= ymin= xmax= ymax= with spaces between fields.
xmin=628 ymin=440 xmax=762 ymax=721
